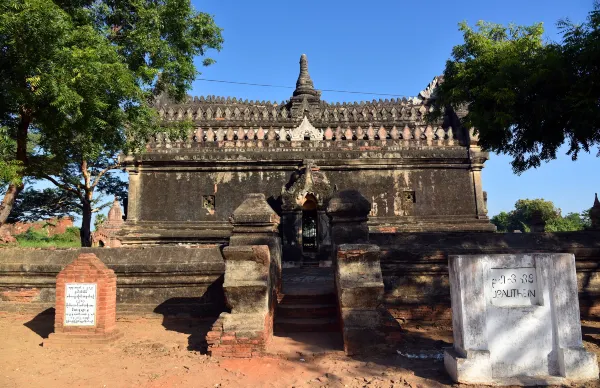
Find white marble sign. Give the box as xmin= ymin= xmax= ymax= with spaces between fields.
xmin=445 ymin=253 xmax=599 ymax=385
xmin=64 ymin=283 xmax=97 ymax=326
xmin=489 ymin=267 xmax=538 ymax=306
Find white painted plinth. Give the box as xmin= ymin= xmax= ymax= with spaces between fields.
xmin=445 ymin=253 xmax=598 ymax=386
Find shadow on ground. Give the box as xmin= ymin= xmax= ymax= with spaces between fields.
xmin=583 ymin=323 xmax=600 ymax=347
xmin=153 ymin=274 xmax=229 ymax=353
xmin=356 ymin=321 xmax=455 ymax=386
xmin=23 ymin=308 xmax=55 ymax=340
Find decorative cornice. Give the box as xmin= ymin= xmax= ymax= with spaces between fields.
xmin=157 ymin=97 xmax=440 ymax=126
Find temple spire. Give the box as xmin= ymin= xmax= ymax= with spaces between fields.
xmin=292 ymin=54 xmax=320 ymax=102
xmin=591 ymin=193 xmax=600 ymax=230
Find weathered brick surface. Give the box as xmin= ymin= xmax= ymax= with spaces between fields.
xmin=44 ymin=253 xmax=122 ymax=347
xmin=0 ymin=288 xmax=40 ymax=302
xmin=336 ymin=244 xmax=386 ymax=356
xmin=0 ymin=246 xmax=226 ymax=316
xmin=206 ymin=317 xmax=269 ymax=358
xmin=373 ymin=231 xmax=600 ymax=321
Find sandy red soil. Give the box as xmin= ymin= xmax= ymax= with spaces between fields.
xmin=0 ymin=312 xmax=598 ymax=388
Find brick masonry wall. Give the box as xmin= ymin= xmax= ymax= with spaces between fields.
xmin=0 ymin=247 xmax=226 ymax=316
xmin=372 ymin=231 xmax=600 ymax=321
xmin=8 ymin=217 xmax=74 ymax=236
xmin=1 ymin=232 xmax=599 ymax=323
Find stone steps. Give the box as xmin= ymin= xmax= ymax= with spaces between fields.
xmin=274 ymin=317 xmax=339 ymax=333
xmin=275 ymin=267 xmax=340 ymax=335
xmin=276 ymin=303 xmax=338 ymax=319
xmin=278 ymin=293 xmax=337 ymax=305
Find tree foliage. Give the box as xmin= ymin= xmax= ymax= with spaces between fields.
xmin=94 ymin=213 xmax=107 ymax=231
xmin=7 ymin=187 xmax=80 ymax=223
xmin=430 ymin=2 xmax=600 ymax=173
xmin=491 ymin=198 xmax=590 ymax=232
xmin=0 ymin=0 xmax=223 ymax=245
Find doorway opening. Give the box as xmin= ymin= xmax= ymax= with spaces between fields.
xmin=301 ymin=194 xmax=318 ymax=251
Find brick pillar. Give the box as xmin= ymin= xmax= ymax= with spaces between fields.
xmin=125 ymin=168 xmax=140 ymax=222
xmin=327 ymin=190 xmax=386 ymax=355
xmin=326 ymin=190 xmax=371 ymax=250
xmin=228 ymin=193 xmax=282 ymax=293
xmin=206 ymin=193 xmax=281 ymax=358
xmin=44 ymin=253 xmax=122 ymax=347
xmin=206 ymin=245 xmax=273 ymax=358
xmin=336 ymin=245 xmax=385 ymax=355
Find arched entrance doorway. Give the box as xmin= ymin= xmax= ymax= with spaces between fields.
xmin=280 ymin=161 xmax=334 ymax=266
xmin=301 ymin=194 xmax=318 ymax=251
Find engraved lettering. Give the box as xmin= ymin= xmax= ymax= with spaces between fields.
xmin=489 ymin=268 xmax=538 ymax=306
xmin=64 ymin=283 xmax=97 ymax=326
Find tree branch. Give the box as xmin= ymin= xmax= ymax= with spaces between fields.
xmin=91 ymin=163 xmax=120 ymax=190
xmin=42 ymin=174 xmax=85 ymax=201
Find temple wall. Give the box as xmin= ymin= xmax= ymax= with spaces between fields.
xmin=138 ymin=170 xmax=289 ymax=222
xmin=373 ymin=231 xmax=600 ymax=321
xmin=136 ymin=167 xmax=477 ymax=223
xmin=0 ymin=247 xmax=226 ymax=317
xmin=2 ymin=232 xmax=599 ymax=322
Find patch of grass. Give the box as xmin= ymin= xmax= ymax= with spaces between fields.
xmin=14 ymin=227 xmax=81 ymax=248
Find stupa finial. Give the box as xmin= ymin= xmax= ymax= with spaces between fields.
xmin=591 ymin=193 xmax=600 ymax=230
xmin=292 ymin=54 xmax=320 ymax=101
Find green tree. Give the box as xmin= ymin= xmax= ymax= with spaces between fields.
xmin=430 ymin=2 xmax=600 ymax=173
xmin=490 ymin=211 xmax=512 ymax=232
xmin=0 ymin=0 xmax=223 ymax=246
xmin=94 ymin=213 xmax=107 ymax=231
xmin=546 ymin=212 xmax=589 ymax=232
xmin=491 ymin=198 xmax=589 ymax=232
xmin=7 ymin=187 xmax=80 ymax=223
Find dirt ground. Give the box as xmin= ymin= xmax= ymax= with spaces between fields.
xmin=0 ymin=311 xmax=599 ymax=388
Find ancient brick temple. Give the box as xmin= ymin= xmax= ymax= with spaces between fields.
xmin=120 ymin=54 xmax=495 ymax=265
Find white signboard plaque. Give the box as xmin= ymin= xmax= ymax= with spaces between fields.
xmin=489 ymin=267 xmax=538 ymax=306
xmin=64 ymin=283 xmax=97 ymax=326
xmin=445 ymin=253 xmax=599 ymax=384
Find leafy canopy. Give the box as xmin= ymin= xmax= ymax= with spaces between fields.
xmin=491 ymin=198 xmax=590 ymax=232
xmin=430 ymin=2 xmax=600 ymax=173
xmin=0 ymin=0 xmax=223 ymax=244
xmin=7 ymin=187 xmax=80 ymax=223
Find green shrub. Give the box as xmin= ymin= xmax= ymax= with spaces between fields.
xmin=52 ymin=227 xmax=80 ymax=243
xmin=14 ymin=226 xmax=81 ymax=248
xmin=16 ymin=228 xmax=50 ymax=242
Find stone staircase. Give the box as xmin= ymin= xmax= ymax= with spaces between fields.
xmin=274 ymin=267 xmax=340 ymax=334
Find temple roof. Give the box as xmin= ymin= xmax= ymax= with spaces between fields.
xmin=155 ymin=55 xmax=445 ymax=128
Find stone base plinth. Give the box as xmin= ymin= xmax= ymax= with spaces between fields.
xmin=206 ymin=313 xmax=271 ymax=358
xmin=44 ymin=329 xmax=123 ymax=348
xmin=342 ymin=320 xmax=385 ymax=356
xmin=444 ymin=348 xmax=492 ymax=384
xmin=558 ymin=347 xmax=599 ymax=381
xmin=445 ymin=345 xmax=599 ymax=386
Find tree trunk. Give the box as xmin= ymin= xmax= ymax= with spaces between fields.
xmin=80 ymin=199 xmax=93 ymax=247
xmin=0 ymin=183 xmax=24 ymax=225
xmin=0 ymin=111 xmax=30 ymax=225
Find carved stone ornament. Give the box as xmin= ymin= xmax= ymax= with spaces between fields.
xmin=290 ymin=116 xmax=322 ymax=141
xmin=281 ymin=161 xmax=333 ymax=211
xmin=418 ymin=76 xmax=442 ymax=100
